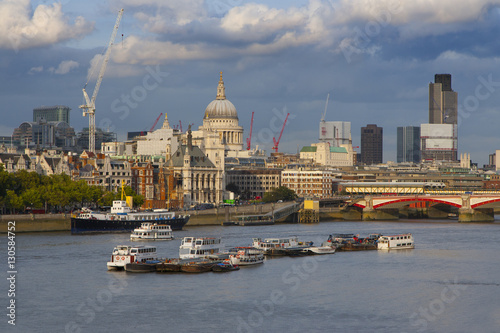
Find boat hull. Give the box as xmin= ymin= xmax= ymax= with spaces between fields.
xmin=336 ymin=243 xmax=377 ymax=251
xmin=71 ymin=216 xmax=189 ymax=234
xmin=156 ymin=262 xmax=181 ymax=272
xmin=124 ymin=262 xmax=158 ymax=273
xmin=303 ymin=246 xmax=336 ymax=255
xmin=212 ymin=263 xmax=240 ymax=272
xmin=180 ymin=262 xmax=215 ymax=273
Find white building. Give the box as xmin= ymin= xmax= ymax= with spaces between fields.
xmin=136 ymin=114 xmax=179 ymax=157
xmin=300 ymin=142 xmax=354 ymax=167
xmin=420 ymin=123 xmax=457 ymax=161
xmin=319 ymin=121 xmax=351 ymax=147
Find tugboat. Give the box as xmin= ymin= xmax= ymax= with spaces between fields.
xmin=71 ymin=184 xmax=189 ymax=234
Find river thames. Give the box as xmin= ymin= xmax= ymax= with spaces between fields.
xmin=4 ymin=219 xmax=500 ymax=333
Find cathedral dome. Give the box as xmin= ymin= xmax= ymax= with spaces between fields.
xmin=204 ymin=72 xmax=238 ymax=120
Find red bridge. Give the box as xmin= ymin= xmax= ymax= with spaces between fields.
xmin=349 ymin=194 xmax=499 ymax=222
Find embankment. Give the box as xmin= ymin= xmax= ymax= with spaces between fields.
xmin=1 ymin=214 xmax=71 ymax=233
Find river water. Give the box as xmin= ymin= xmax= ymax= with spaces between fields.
xmin=4 ymin=220 xmax=500 ymax=333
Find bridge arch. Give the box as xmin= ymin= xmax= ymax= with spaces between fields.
xmin=471 ymin=198 xmax=500 ymax=209
xmin=372 ymin=197 xmax=462 ymax=209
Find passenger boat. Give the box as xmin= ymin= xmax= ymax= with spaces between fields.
xmin=252 ymin=237 xmax=313 ymax=256
xmin=229 ymin=247 xmax=264 ymax=266
xmin=130 ymin=222 xmax=174 ymax=241
xmin=106 ymin=245 xmax=158 ymax=270
xmin=377 ymin=233 xmax=415 ymax=250
xmin=71 ymin=187 xmax=189 ymax=234
xmin=179 ymin=237 xmax=224 ymax=259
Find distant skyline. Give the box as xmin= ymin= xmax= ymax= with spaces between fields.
xmin=2 ymin=0 xmax=500 ymax=166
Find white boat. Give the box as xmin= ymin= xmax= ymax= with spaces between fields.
xmin=106 ymin=245 xmax=158 ymax=270
xmin=229 ymin=247 xmax=264 ymax=266
xmin=130 ymin=222 xmax=174 ymax=241
xmin=303 ymin=245 xmax=336 ymax=255
xmin=377 ymin=233 xmax=415 ymax=250
xmin=252 ymin=237 xmax=301 ymax=251
xmin=179 ymin=237 xmax=224 ymax=259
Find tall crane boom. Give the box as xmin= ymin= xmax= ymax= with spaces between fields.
xmin=150 ymin=113 xmax=163 ymax=132
xmin=246 ymin=111 xmax=254 ymax=150
xmin=80 ymin=8 xmax=124 ymax=153
xmin=321 ymin=93 xmax=330 ymax=122
xmin=272 ymin=113 xmax=290 ymax=152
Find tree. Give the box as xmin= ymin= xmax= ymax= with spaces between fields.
xmin=262 ymin=186 xmax=297 ymax=203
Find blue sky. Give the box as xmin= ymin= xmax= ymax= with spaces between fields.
xmin=2 ymin=0 xmax=500 ymax=165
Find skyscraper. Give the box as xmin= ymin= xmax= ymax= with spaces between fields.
xmin=33 ymin=105 xmax=71 ymax=125
xmin=424 ymin=74 xmax=458 ymax=161
xmin=361 ymin=124 xmax=383 ymax=165
xmin=429 ymin=74 xmax=457 ymax=124
xmin=397 ymin=126 xmax=420 ymax=163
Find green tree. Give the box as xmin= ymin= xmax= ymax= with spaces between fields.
xmin=21 ymin=187 xmax=43 ymax=209
xmin=262 ymin=186 xmax=297 ymax=203
xmin=6 ymin=190 xmax=23 ymax=213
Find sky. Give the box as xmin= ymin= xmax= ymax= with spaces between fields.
xmin=2 ymin=0 xmax=500 ymax=166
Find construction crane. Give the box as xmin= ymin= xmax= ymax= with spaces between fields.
xmin=150 ymin=113 xmax=163 ymax=132
xmin=246 ymin=111 xmax=254 ymax=150
xmin=272 ymin=113 xmax=290 ymax=153
xmin=80 ymin=8 xmax=124 ymax=153
xmin=320 ymin=93 xmax=330 ymax=138
xmin=321 ymin=93 xmax=330 ymax=122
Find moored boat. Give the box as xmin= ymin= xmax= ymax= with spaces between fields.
xmin=302 ymin=245 xmax=336 ymax=255
xmin=377 ymin=233 xmax=414 ymax=250
xmin=179 ymin=237 xmax=224 ymax=259
xmin=156 ymin=259 xmax=182 ymax=272
xmin=71 ymin=188 xmax=189 ymax=234
xmin=252 ymin=237 xmax=312 ymax=256
xmin=180 ymin=260 xmax=216 ymax=273
xmin=130 ymin=222 xmax=174 ymax=241
xmin=212 ymin=261 xmax=240 ymax=272
xmin=329 ymin=233 xmax=379 ymax=251
xmin=106 ymin=245 xmax=158 ymax=270
xmin=124 ymin=260 xmax=160 ymax=273
xmin=229 ymin=247 xmax=264 ymax=266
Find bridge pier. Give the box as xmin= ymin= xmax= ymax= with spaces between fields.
xmin=428 ymin=205 xmax=450 ymax=219
xmin=362 ymin=208 xmax=399 ymax=221
xmin=458 ymin=195 xmax=494 ymax=222
xmin=458 ymin=208 xmax=494 ymax=222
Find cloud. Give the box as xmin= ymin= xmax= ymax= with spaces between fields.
xmin=0 ymin=0 xmax=94 ymax=51
xmin=116 ymin=0 xmax=207 ymax=30
xmin=28 ymin=66 xmax=43 ymax=75
xmin=52 ymin=60 xmax=79 ymax=75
